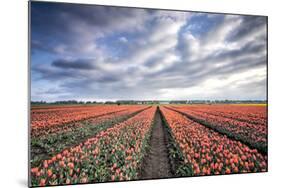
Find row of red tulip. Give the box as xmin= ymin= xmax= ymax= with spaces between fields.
xmin=31 ymin=105 xmax=134 ymax=128
xmin=172 ymin=105 xmax=266 ymax=126
xmin=168 ymin=106 xmax=267 ymax=152
xmin=31 ymin=107 xmax=156 ymax=186
xmin=31 ymin=106 xmax=149 ymax=137
xmin=160 ymin=107 xmax=267 ymax=176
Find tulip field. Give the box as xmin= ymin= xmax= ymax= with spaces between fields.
xmin=168 ymin=105 xmax=267 ymax=153
xmin=160 ymin=106 xmax=267 ymax=176
xmin=30 ymin=104 xmax=267 ymax=186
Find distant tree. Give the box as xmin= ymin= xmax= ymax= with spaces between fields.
xmin=31 ymin=101 xmax=47 ymax=105
xmin=105 ymin=101 xmax=116 ymax=104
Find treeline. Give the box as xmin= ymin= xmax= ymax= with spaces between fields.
xmin=31 ymin=100 xmax=103 ymax=105
xmin=31 ymin=99 xmax=267 ymax=105
xmin=187 ymin=100 xmax=267 ymax=104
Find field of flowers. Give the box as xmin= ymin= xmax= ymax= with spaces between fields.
xmin=30 ymin=104 xmax=267 ymax=186
xmin=31 ymin=105 xmax=130 ymax=129
xmin=160 ymin=106 xmax=267 ymax=176
xmin=31 ymin=106 xmax=156 ymax=186
xmin=31 ymin=105 xmax=148 ymax=137
xmin=30 ymin=105 xmax=150 ymax=168
xmin=168 ymin=105 xmax=267 ymax=153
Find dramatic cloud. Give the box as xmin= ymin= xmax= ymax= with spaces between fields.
xmin=52 ymin=59 xmax=98 ymax=70
xmin=31 ymin=2 xmax=267 ymax=102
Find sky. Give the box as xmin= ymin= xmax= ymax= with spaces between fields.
xmin=30 ymin=2 xmax=267 ymax=102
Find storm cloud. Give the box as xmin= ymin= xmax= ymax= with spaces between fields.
xmin=31 ymin=2 xmax=267 ymax=102
xmin=52 ymin=59 xmax=98 ymax=70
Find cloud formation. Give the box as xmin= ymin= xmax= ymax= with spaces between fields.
xmin=31 ymin=2 xmax=267 ymax=102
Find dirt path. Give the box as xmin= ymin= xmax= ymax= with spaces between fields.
xmin=140 ymin=107 xmax=172 ymax=179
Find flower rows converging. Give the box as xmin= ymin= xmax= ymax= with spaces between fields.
xmin=30 ymin=104 xmax=267 ymax=186
xmin=31 ymin=105 xmax=149 ymax=137
xmin=168 ymin=105 xmax=267 ymax=153
xmin=172 ymin=105 xmax=266 ymax=126
xmin=31 ymin=105 xmax=133 ymax=128
xmin=31 ymin=107 xmax=156 ymax=186
xmin=160 ymin=107 xmax=267 ymax=176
